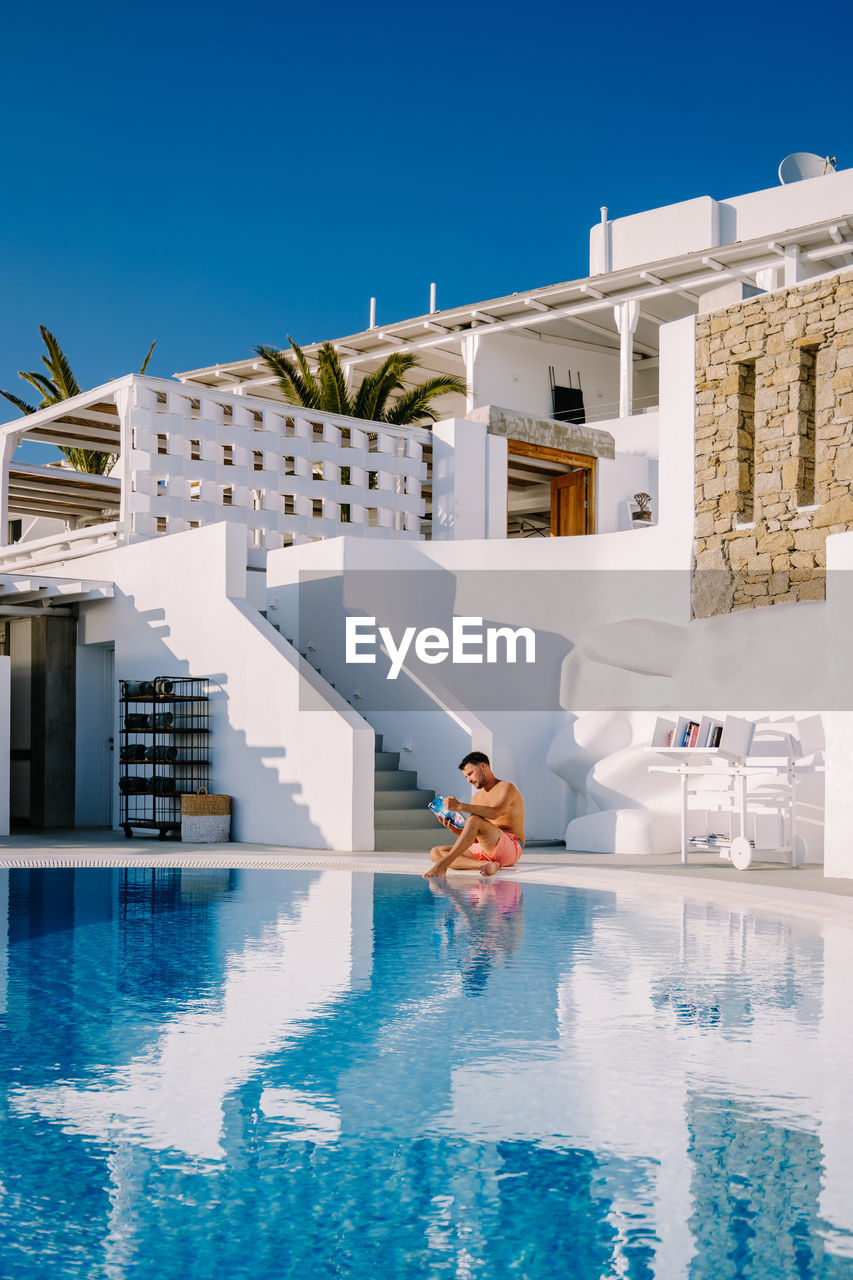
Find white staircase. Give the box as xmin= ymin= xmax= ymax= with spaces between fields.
xmin=372 ymin=735 xmax=442 ymax=851
xmin=273 ymin=620 xmax=441 ymax=853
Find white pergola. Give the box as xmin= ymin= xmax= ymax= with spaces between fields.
xmin=0 ymin=386 xmax=125 ymax=543
xmin=7 ymin=463 xmax=120 ymax=524
xmin=177 ymin=214 xmax=853 ymax=419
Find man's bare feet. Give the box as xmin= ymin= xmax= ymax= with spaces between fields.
xmin=479 ymin=861 xmax=499 ymax=878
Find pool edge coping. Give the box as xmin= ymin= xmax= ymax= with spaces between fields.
xmin=1 ymin=849 xmax=852 ymax=928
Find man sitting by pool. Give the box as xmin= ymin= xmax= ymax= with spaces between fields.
xmin=424 ymin=751 xmax=525 ymax=879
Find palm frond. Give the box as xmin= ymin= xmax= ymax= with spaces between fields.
xmin=17 ymin=371 xmax=60 ymax=406
xmin=255 ymin=343 xmax=322 ymax=409
xmin=352 ymin=368 xmax=383 ymax=421
xmin=286 ymin=336 xmax=322 ymax=406
xmin=354 ymin=353 xmax=416 ymax=420
xmin=257 ymin=334 xmax=462 ymax=428
xmin=59 ymin=447 xmax=117 ymax=475
xmin=0 ymin=389 xmax=38 ymax=416
xmin=39 ymin=327 xmax=81 ymax=399
xmin=383 ymin=373 xmax=467 ymax=425
xmin=139 ymin=340 xmax=156 ymax=374
xmin=22 ymin=371 xmax=60 ymax=404
xmin=316 ymin=343 xmax=352 ymax=416
xmin=9 ymin=326 xmax=122 ymax=474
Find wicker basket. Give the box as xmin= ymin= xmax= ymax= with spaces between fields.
xmin=181 ymin=788 xmax=231 ymax=843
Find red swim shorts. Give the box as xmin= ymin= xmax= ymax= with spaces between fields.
xmin=469 ymin=829 xmax=522 ymax=868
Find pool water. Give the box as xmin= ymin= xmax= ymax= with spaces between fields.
xmin=1 ymin=867 xmax=852 ymax=1279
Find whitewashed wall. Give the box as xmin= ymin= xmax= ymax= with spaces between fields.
xmin=265 ymin=523 xmax=694 ymax=841
xmin=70 ymin=522 xmax=374 ymax=850
xmin=590 ymin=167 xmax=853 ymax=276
xmin=266 ymin=537 xmax=497 ymax=822
xmin=823 ymin=530 xmax=853 ymax=878
xmin=591 ymin=197 xmax=721 ymax=275
xmin=432 ymin=419 xmax=507 ymax=541
xmin=594 ymin=412 xmax=659 ymax=534
xmin=469 ymin=331 xmax=623 ymax=422
xmin=14 ymin=516 xmax=68 ymax=543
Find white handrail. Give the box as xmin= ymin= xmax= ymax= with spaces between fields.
xmin=0 ymin=522 xmax=118 ymax=571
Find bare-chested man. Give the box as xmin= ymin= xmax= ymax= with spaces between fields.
xmin=423 ymin=751 xmax=525 ymax=880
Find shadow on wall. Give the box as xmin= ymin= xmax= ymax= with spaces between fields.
xmin=297 ymin=568 xmax=574 ymax=712
xmin=99 ymin=589 xmax=327 ymax=849
xmin=293 ymin=567 xmax=576 ymax=837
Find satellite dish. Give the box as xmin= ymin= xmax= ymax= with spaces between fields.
xmin=778 ymin=152 xmax=837 ymax=184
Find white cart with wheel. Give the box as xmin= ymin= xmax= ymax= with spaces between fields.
xmin=646 ymin=715 xmax=822 ymax=870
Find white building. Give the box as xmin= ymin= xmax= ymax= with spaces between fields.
xmin=1 ymin=158 xmax=852 ymax=873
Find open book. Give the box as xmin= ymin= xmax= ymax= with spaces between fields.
xmin=428 ymin=796 xmax=466 ymax=830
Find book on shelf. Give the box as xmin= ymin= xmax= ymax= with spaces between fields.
xmin=666 ymin=729 xmax=674 ymax=746
xmin=709 ymin=724 xmax=723 ymax=748
xmin=681 ymin=720 xmax=699 ymax=747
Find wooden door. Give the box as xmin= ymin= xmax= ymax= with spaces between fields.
xmin=551 ymin=470 xmax=588 ymax=536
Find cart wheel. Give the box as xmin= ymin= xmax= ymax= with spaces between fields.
xmin=123 ymin=825 xmax=133 ymax=840
xmin=792 ymin=834 xmax=807 ymax=868
xmin=730 ymin=836 xmax=752 ymax=871
xmin=158 ymin=828 xmax=168 ymax=842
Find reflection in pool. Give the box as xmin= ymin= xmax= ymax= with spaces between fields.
xmin=1 ymin=868 xmax=852 ymax=1278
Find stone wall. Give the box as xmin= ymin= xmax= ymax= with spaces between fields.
xmin=693 ymin=269 xmax=853 ymax=616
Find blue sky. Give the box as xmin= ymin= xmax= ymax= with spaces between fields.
xmin=1 ymin=0 xmax=851 ymax=427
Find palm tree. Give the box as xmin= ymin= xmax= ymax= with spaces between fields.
xmin=255 ymin=338 xmax=466 ymax=425
xmin=0 ymin=326 xmax=156 ymax=474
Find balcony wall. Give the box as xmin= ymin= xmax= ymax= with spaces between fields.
xmin=123 ymin=379 xmax=428 ymax=550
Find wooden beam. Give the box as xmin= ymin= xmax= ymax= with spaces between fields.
xmin=0 ymin=605 xmax=73 ymax=616
xmin=508 ymin=438 xmax=596 ymax=468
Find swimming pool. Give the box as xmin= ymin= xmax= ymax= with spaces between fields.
xmin=1 ymin=867 xmax=851 ymax=1278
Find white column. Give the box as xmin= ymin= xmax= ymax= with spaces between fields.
xmin=461 ymin=334 xmax=481 ymax=414
xmin=432 ymin=417 xmax=489 ymax=540
xmin=115 ymin=384 xmax=134 ymax=545
xmin=784 ymin=243 xmax=802 ymax=287
xmin=0 ymin=430 xmax=20 ymax=545
xmin=486 ymin=434 xmax=508 ymax=538
xmin=615 ymin=300 xmax=640 ymax=419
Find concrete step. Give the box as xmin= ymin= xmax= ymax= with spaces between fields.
xmin=374 ymin=807 xmax=440 ymax=829
xmin=375 ymin=787 xmax=435 ymax=810
xmin=374 ymin=828 xmax=438 ymax=852
xmin=374 ymin=750 xmax=400 ymax=770
xmin=374 ymin=769 xmax=418 ymax=791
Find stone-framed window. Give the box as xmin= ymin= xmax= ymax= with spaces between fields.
xmin=794 ymin=344 xmax=818 ymax=507
xmin=736 ymin=361 xmax=756 ymax=523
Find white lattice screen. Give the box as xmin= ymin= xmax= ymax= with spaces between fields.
xmin=124 ymin=380 xmax=428 ymax=549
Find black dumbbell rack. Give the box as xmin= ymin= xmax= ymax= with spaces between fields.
xmin=119 ymin=676 xmax=210 ymax=840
